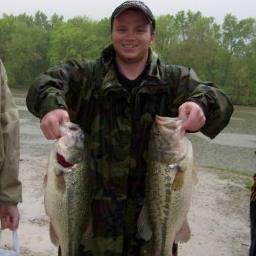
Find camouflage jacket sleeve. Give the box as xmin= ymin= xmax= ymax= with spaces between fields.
xmin=167 ymin=65 xmax=234 ymax=139
xmin=26 ymin=59 xmax=93 ymax=119
xmin=0 ymin=60 xmax=22 ymax=204
xmin=26 ymin=61 xmax=75 ymax=119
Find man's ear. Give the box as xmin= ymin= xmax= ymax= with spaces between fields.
xmin=150 ymin=33 xmax=155 ymax=44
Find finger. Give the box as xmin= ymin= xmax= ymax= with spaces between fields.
xmin=41 ymin=118 xmax=60 ymax=140
xmin=10 ymin=210 xmax=19 ymax=231
xmin=50 ymin=120 xmax=61 ymax=139
xmin=186 ymin=108 xmax=205 ymax=129
xmin=183 ymin=111 xmax=205 ymax=131
xmin=49 ymin=111 xmax=70 ymax=138
xmin=62 ymin=112 xmax=70 ymax=123
xmin=41 ymin=123 xmax=56 ymax=140
xmin=40 ymin=119 xmax=51 ymax=139
xmin=40 ymin=124 xmax=52 ymax=139
xmin=1 ymin=215 xmax=19 ymax=231
xmin=9 ymin=215 xmax=19 ymax=231
xmin=180 ymin=112 xmax=194 ymax=130
xmin=181 ymin=119 xmax=191 ymax=131
xmin=178 ymin=105 xmax=189 ymax=123
xmin=1 ymin=216 xmax=10 ymax=230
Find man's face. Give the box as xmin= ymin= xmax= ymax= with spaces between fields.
xmin=111 ymin=9 xmax=155 ymax=63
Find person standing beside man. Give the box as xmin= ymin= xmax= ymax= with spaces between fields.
xmin=0 ymin=59 xmax=22 ymax=231
xmin=26 ymin=1 xmax=233 ymax=255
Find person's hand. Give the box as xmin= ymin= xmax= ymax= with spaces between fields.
xmin=178 ymin=102 xmax=206 ymax=133
xmin=40 ymin=109 xmax=70 ymax=140
xmin=0 ymin=204 xmax=20 ymax=231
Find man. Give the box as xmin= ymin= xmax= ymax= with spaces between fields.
xmin=26 ymin=1 xmax=233 ymax=255
xmin=0 ymin=59 xmax=22 ymax=231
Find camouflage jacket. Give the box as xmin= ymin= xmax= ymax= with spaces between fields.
xmin=26 ymin=45 xmax=233 ymax=255
xmin=0 ymin=59 xmax=22 ymax=205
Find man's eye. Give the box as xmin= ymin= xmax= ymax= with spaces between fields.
xmin=117 ymin=28 xmax=127 ymax=32
xmin=136 ymin=28 xmax=146 ymax=33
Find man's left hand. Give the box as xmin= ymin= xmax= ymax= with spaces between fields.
xmin=0 ymin=204 xmax=20 ymax=230
xmin=178 ymin=101 xmax=206 ymax=132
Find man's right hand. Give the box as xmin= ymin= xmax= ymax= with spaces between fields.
xmin=0 ymin=204 xmax=20 ymax=231
xmin=40 ymin=109 xmax=70 ymax=140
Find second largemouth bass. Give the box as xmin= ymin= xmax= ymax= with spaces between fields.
xmin=138 ymin=116 xmax=197 ymax=256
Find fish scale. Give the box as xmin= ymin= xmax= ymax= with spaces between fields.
xmin=44 ymin=122 xmax=90 ymax=256
xmin=138 ymin=116 xmax=195 ymax=256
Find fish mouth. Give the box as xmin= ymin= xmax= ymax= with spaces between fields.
xmin=68 ymin=123 xmax=80 ymax=131
xmin=56 ymin=153 xmax=74 ymax=168
xmin=59 ymin=122 xmax=84 ymax=150
xmin=60 ymin=122 xmax=84 ymax=139
xmin=155 ymin=116 xmax=182 ymax=129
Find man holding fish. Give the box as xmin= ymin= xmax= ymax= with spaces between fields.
xmin=26 ymin=1 xmax=233 ymax=255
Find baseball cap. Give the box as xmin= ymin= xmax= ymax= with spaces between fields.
xmin=111 ymin=1 xmax=155 ymax=30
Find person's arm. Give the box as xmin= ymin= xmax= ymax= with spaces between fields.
xmin=26 ymin=59 xmax=90 ymax=139
xmin=26 ymin=61 xmax=75 ymax=119
xmin=0 ymin=60 xmax=21 ymax=230
xmin=168 ymin=65 xmax=233 ymax=138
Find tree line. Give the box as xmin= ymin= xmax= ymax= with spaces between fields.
xmin=0 ymin=11 xmax=255 ymax=105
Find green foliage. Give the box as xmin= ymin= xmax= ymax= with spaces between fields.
xmin=0 ymin=14 xmax=50 ymax=86
xmin=0 ymin=11 xmax=255 ymax=105
xmin=48 ymin=16 xmax=110 ymax=65
xmin=154 ymin=11 xmax=256 ymax=105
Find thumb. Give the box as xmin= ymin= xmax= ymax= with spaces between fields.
xmin=178 ymin=105 xmax=192 ymax=132
xmin=61 ymin=111 xmax=70 ymax=123
xmin=178 ymin=105 xmax=189 ymax=124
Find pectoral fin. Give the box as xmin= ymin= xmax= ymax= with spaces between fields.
xmin=43 ymin=174 xmax=48 ymax=188
xmin=192 ymin=167 xmax=198 ymax=185
xmin=137 ymin=204 xmax=152 ymax=241
xmin=174 ymin=219 xmax=191 ymax=243
xmin=49 ymin=222 xmax=59 ymax=246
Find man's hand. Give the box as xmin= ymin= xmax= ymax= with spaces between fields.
xmin=0 ymin=204 xmax=20 ymax=231
xmin=178 ymin=102 xmax=206 ymax=132
xmin=40 ymin=109 xmax=70 ymax=140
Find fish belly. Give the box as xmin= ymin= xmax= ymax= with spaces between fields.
xmin=146 ymin=138 xmax=193 ymax=256
xmin=44 ymin=152 xmax=89 ymax=256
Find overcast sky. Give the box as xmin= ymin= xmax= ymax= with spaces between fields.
xmin=0 ymin=0 xmax=255 ymax=23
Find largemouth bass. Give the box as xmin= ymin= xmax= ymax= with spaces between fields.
xmin=138 ymin=116 xmax=196 ymax=256
xmin=44 ymin=122 xmax=90 ymax=256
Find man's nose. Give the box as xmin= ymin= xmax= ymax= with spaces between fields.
xmin=125 ymin=31 xmax=136 ymax=40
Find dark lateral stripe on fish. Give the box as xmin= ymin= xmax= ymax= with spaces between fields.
xmin=56 ymin=153 xmax=74 ymax=168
